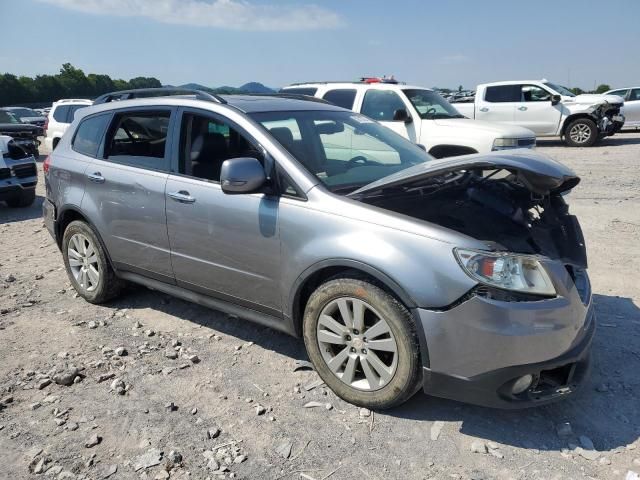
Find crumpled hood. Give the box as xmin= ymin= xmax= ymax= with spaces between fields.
xmin=349 ymin=150 xmax=579 ymax=197
xmin=433 ymin=117 xmax=535 ymax=137
xmin=564 ymin=93 xmax=624 ymax=106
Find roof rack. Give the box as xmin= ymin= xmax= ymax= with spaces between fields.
xmin=93 ymin=88 xmax=227 ymax=105
xmin=288 ymin=76 xmax=404 ymax=87
xmin=239 ymin=93 xmax=331 ymax=104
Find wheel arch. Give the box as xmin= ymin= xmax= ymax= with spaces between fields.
xmin=561 ymin=113 xmax=598 ymax=136
xmin=428 ymin=144 xmax=478 ymax=159
xmin=288 ymin=259 xmax=417 ymax=337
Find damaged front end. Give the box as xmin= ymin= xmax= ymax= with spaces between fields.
xmin=565 ymin=94 xmax=625 ymax=136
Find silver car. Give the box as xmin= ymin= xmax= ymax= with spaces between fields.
xmin=43 ymin=90 xmax=594 ymax=409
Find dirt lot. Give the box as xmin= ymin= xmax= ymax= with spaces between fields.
xmin=1 ymin=133 xmax=639 ymax=480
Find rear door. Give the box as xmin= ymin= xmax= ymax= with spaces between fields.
xmin=514 ymin=84 xmax=562 ymax=135
xmin=164 ymin=108 xmax=282 ymax=314
xmin=80 ymin=107 xmax=176 ymax=283
xmin=475 ymin=85 xmax=518 ymax=123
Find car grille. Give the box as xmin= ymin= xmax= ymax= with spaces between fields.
xmin=518 ymin=138 xmax=536 ymax=147
xmin=0 ymin=168 xmax=10 ymax=180
xmin=12 ymin=163 xmax=37 ymax=178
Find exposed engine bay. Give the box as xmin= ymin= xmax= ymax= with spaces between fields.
xmin=359 ymin=168 xmax=588 ymax=269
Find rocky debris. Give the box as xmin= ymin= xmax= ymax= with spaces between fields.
xmin=166 ymin=450 xmax=183 ymax=469
xmin=145 ymin=329 xmax=156 ymax=337
xmin=1 ymin=395 xmax=13 ymax=406
xmin=37 ymin=378 xmax=52 ymax=389
xmin=556 ymin=422 xmax=573 ymax=437
xmin=102 ymin=464 xmax=118 ymax=478
xmin=359 ymin=408 xmax=371 ymax=418
xmin=97 ymin=372 xmax=115 ymax=383
xmin=255 ymin=404 xmax=266 ymax=415
xmin=165 ymin=349 xmax=178 ymax=360
xmin=53 ymin=366 xmax=81 ymax=386
xmin=191 ymin=407 xmax=197 ymax=415
xmin=304 ymin=379 xmax=324 ymax=391
xmin=187 ymin=354 xmax=200 ymax=363
xmin=430 ymin=421 xmax=444 ymax=441
xmin=276 ymin=440 xmax=293 ymax=459
xmin=85 ymin=434 xmax=102 ymax=448
xmin=293 ymin=360 xmax=314 ymax=372
xmin=88 ymin=321 xmax=98 ymax=329
xmin=303 ymin=401 xmax=324 ymax=409
xmin=114 ymin=346 xmax=127 ymax=356
xmin=31 ymin=456 xmax=51 ymax=474
xmin=110 ymin=378 xmax=126 ymax=395
xmin=487 ymin=442 xmax=504 ymax=459
xmin=470 ymin=441 xmax=488 ymax=454
xmin=5 ymin=273 xmax=16 ymax=283
xmin=134 ymin=448 xmax=163 ymax=471
xmin=165 ymin=402 xmax=178 ymax=412
xmin=575 ymin=435 xmax=600 ymax=461
xmin=207 ymin=427 xmax=221 ymax=440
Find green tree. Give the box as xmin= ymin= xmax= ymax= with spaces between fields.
xmin=595 ymin=84 xmax=611 ymax=94
xmin=571 ymin=87 xmax=584 ymax=95
xmin=128 ymin=77 xmax=162 ymax=89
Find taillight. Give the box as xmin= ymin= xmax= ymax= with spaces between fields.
xmin=43 ymin=155 xmax=51 ymax=174
xmin=44 ymin=117 xmax=49 ymax=132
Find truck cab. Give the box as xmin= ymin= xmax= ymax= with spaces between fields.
xmin=281 ymin=78 xmax=536 ymax=158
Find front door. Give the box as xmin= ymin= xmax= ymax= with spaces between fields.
xmin=514 ymin=84 xmax=562 ymax=135
xmin=81 ymin=107 xmax=176 ymax=282
xmin=358 ymin=89 xmax=419 ymax=142
xmin=165 ymin=109 xmax=282 ymax=315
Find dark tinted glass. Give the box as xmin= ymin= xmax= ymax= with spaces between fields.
xmin=68 ymin=105 xmax=87 ymax=122
xmin=105 ymin=111 xmax=170 ymax=169
xmin=322 ymin=89 xmax=357 ymax=109
xmin=281 ymin=87 xmax=318 ymax=96
xmin=630 ymin=89 xmax=640 ymax=101
xmin=53 ymin=105 xmax=70 ymax=122
xmin=485 ymin=85 xmax=521 ymax=102
xmin=361 ymin=90 xmax=406 ymax=121
xmin=72 ymin=114 xmax=110 ymax=158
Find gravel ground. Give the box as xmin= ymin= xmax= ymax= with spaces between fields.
xmin=1 ymin=133 xmax=639 ymax=480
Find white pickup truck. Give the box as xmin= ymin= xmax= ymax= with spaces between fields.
xmin=281 ymin=78 xmax=536 ymax=158
xmin=455 ymin=80 xmax=625 ymax=147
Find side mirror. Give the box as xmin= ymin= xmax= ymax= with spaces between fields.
xmin=393 ymin=108 xmax=412 ymax=123
xmin=551 ymin=94 xmax=561 ymax=105
xmin=220 ymin=157 xmax=266 ymax=194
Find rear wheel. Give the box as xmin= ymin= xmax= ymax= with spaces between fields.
xmin=62 ymin=220 xmax=123 ymax=304
xmin=303 ymin=277 xmax=422 ymax=409
xmin=6 ymin=189 xmax=35 ymax=207
xmin=564 ymin=118 xmax=598 ymax=147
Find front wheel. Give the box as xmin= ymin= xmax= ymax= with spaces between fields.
xmin=564 ymin=118 xmax=598 ymax=147
xmin=62 ymin=220 xmax=123 ymax=304
xmin=303 ymin=277 xmax=422 ymax=409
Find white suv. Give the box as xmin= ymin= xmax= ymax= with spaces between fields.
xmin=281 ymin=78 xmax=535 ymax=158
xmin=44 ymin=99 xmax=92 ymax=150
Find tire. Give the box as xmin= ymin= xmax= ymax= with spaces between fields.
xmin=303 ymin=276 xmax=422 ymax=409
xmin=564 ymin=118 xmax=598 ymax=147
xmin=6 ymin=189 xmax=35 ymax=207
xmin=62 ymin=220 xmax=123 ymax=304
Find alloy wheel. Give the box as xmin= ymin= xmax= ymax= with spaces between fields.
xmin=569 ymin=123 xmax=591 ymax=144
xmin=316 ymin=297 xmax=399 ymax=391
xmin=67 ymin=233 xmax=100 ymax=292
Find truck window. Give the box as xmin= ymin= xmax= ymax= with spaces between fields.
xmin=484 ymin=85 xmax=520 ymax=103
xmin=322 ymin=89 xmax=357 ymax=110
xmin=72 ymin=114 xmax=111 ymax=158
xmin=631 ymin=89 xmax=640 ymax=101
xmin=521 ymin=85 xmax=551 ymax=102
xmin=361 ymin=90 xmax=406 ymax=121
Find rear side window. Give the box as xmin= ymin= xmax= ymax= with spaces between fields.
xmin=280 ymin=87 xmax=318 ymax=96
xmin=53 ymin=105 xmax=70 ymax=122
xmin=629 ymin=89 xmax=640 ymax=101
xmin=322 ymin=89 xmax=357 ymax=110
xmin=72 ymin=114 xmax=111 ymax=157
xmin=485 ymin=85 xmax=521 ymax=103
xmin=68 ymin=104 xmax=87 ymax=122
xmin=361 ymin=90 xmax=406 ymax=121
xmin=104 ymin=111 xmax=171 ymax=170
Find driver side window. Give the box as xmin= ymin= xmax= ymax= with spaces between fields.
xmin=361 ymin=90 xmax=406 ymax=121
xmin=521 ymin=85 xmax=552 ymax=102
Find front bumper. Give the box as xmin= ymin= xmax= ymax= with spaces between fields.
xmin=415 ymin=265 xmax=594 ymax=408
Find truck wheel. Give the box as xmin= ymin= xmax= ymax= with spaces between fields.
xmin=62 ymin=220 xmax=123 ymax=304
xmin=6 ymin=189 xmax=35 ymax=207
xmin=303 ymin=276 xmax=422 ymax=409
xmin=565 ymin=118 xmax=598 ymax=147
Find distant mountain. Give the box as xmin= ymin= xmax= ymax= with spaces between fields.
xmin=239 ymin=82 xmax=275 ymax=94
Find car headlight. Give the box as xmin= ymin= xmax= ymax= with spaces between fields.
xmin=492 ymin=138 xmax=519 ymax=149
xmin=454 ymin=248 xmax=556 ymax=296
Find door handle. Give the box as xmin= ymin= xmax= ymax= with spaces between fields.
xmin=479 ymin=107 xmax=489 ymax=112
xmin=87 ymin=172 xmax=105 ymax=183
xmin=168 ymin=190 xmax=196 ymax=204
xmin=518 ymin=106 xmax=528 ymax=111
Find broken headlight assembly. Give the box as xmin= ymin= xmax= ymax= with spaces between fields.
xmin=454 ymin=248 xmax=556 ymax=297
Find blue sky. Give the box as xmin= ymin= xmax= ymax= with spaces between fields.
xmin=3 ymin=0 xmax=639 ymax=90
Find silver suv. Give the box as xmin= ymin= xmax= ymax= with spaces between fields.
xmin=43 ymin=89 xmax=594 ymax=409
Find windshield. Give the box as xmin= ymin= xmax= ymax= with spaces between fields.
xmin=0 ymin=111 xmax=20 ymax=124
xmin=543 ymin=82 xmax=575 ymax=97
xmin=403 ymin=89 xmax=464 ymax=119
xmin=11 ymin=108 xmax=39 ymax=117
xmin=250 ymin=110 xmax=432 ymax=194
